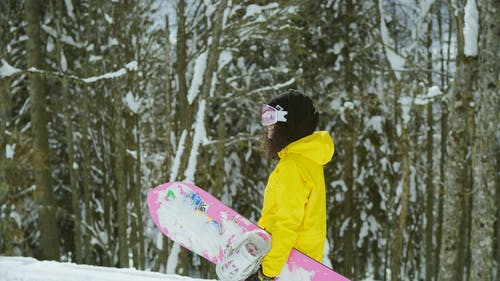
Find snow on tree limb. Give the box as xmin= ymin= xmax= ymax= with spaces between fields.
xmin=0 ymin=60 xmax=138 ymax=84
xmin=82 ymin=61 xmax=138 ymax=83
xmin=169 ymin=130 xmax=188 ymax=182
xmin=0 ymin=60 xmax=22 ymax=78
xmin=187 ymin=51 xmax=208 ymax=105
xmin=184 ymin=99 xmax=207 ymax=184
xmin=378 ymin=1 xmax=406 ymax=80
xmin=247 ymin=78 xmax=296 ymax=95
xmin=463 ymin=0 xmax=479 ymax=57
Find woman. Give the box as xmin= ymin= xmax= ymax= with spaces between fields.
xmin=246 ymin=89 xmax=335 ymax=280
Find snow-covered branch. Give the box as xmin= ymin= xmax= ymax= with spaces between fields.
xmin=246 ymin=78 xmax=296 ymax=95
xmin=0 ymin=59 xmax=138 ymax=84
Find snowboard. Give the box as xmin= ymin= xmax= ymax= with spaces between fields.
xmin=147 ymin=181 xmax=350 ymax=281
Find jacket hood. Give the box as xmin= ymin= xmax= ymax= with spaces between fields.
xmin=278 ymin=131 xmax=334 ymax=165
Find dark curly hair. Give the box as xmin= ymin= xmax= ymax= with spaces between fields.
xmin=262 ymin=89 xmax=319 ymax=159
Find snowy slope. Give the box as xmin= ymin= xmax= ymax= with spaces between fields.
xmin=0 ymin=256 xmax=214 ymax=281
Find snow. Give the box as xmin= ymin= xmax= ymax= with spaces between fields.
xmin=426 ymin=85 xmax=442 ymax=98
xmin=169 ymin=130 xmax=188 ymax=182
xmin=357 ymin=215 xmax=379 ymax=248
xmin=64 ymin=0 xmax=75 ymax=20
xmin=331 ymin=41 xmax=344 ymax=55
xmin=463 ymin=0 xmax=478 ymax=57
xmin=82 ymin=61 xmax=137 ymax=83
xmin=126 ymin=149 xmax=138 ymax=160
xmin=187 ymin=52 xmax=208 ymax=105
xmin=0 ymin=256 xmax=213 ymax=281
xmin=184 ymin=99 xmax=207 ymax=183
xmin=244 ymin=3 xmax=280 ymax=23
xmin=104 ymin=13 xmax=114 ymax=24
xmin=60 ymin=50 xmax=68 ymax=72
xmin=124 ymin=91 xmax=142 ymax=114
xmin=124 ymin=61 xmax=139 ymax=71
xmin=398 ymin=96 xmax=413 ymax=124
xmin=417 ymin=0 xmax=435 ymax=23
xmin=41 ymin=25 xmax=85 ymax=48
xmin=247 ymin=78 xmax=296 ymax=95
xmin=47 ymin=37 xmax=55 ymax=52
xmin=323 ymin=239 xmax=333 ymax=268
xmin=366 ymin=116 xmax=384 ymax=134
xmin=89 ymin=55 xmax=103 ymax=62
xmin=5 ymin=144 xmax=15 ymax=159
xmin=0 ymin=60 xmax=21 ymax=78
xmin=414 ymin=86 xmax=443 ymax=105
xmin=378 ymin=1 xmax=406 ymax=80
xmin=10 ymin=212 xmax=22 ymax=228
xmin=343 ymin=101 xmax=354 ymax=110
xmin=166 ymin=243 xmax=182 ymax=274
xmin=278 ymin=266 xmax=314 ymax=281
xmin=82 ymin=69 xmax=126 ymax=83
xmin=218 ymin=50 xmax=233 ymax=72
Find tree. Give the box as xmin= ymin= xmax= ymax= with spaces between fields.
xmin=2 ymin=0 xmax=498 ymax=279
xmin=470 ymin=0 xmax=499 ymax=279
xmin=391 ymin=100 xmax=411 ymax=281
xmin=438 ymin=1 xmax=477 ymax=280
xmin=52 ymin=0 xmax=83 ymax=264
xmin=25 ymin=0 xmax=61 ymax=261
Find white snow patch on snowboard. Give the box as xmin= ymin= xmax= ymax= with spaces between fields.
xmin=277 ymin=265 xmax=314 ymax=281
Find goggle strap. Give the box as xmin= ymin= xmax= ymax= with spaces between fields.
xmin=276 ymin=110 xmax=287 ymax=122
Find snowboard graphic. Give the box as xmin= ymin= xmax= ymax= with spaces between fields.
xmin=147 ymin=181 xmax=350 ymax=281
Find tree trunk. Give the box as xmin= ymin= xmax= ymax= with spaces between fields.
xmin=54 ymin=0 xmax=83 ymax=263
xmin=470 ymin=0 xmax=499 ymax=279
xmin=175 ymin=0 xmax=189 ymax=133
xmin=342 ymin=122 xmax=355 ymax=279
xmin=390 ymin=123 xmax=411 ymax=281
xmin=425 ymin=15 xmax=435 ymax=281
xmin=164 ymin=14 xmax=173 ymax=183
xmin=66 ymin=90 xmax=83 ymax=264
xmin=435 ymin=2 xmax=451 ymax=278
xmin=81 ymin=0 xmax=96 ymax=265
xmin=438 ymin=3 xmax=476 ymax=280
xmin=63 ymin=78 xmax=83 ymax=264
xmin=199 ymin=0 xmax=227 ymax=199
xmin=25 ymin=0 xmax=60 ymax=261
xmin=0 ymin=78 xmax=7 ymax=195
xmin=114 ymin=91 xmax=129 ymax=268
xmin=155 ymin=15 xmax=172 ymax=273
xmin=0 ymin=78 xmax=10 ymax=256
xmin=128 ymin=107 xmax=144 ymax=270
xmin=496 ymin=150 xmax=500 ymax=281
xmin=424 ymin=98 xmax=435 ymax=281
xmin=342 ymin=0 xmax=355 ymax=277
xmin=214 ymin=105 xmax=226 ymax=199
xmin=81 ymin=87 xmax=92 ymax=264
xmin=168 ymin=0 xmax=190 ymax=274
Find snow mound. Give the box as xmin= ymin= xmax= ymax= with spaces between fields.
xmin=0 ymin=256 xmax=214 ymax=281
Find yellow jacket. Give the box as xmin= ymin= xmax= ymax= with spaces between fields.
xmin=258 ymin=131 xmax=334 ymax=277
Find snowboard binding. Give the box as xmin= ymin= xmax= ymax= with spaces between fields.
xmin=216 ymin=230 xmax=271 ymax=281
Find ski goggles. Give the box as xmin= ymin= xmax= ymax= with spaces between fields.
xmin=260 ymin=104 xmax=288 ymax=126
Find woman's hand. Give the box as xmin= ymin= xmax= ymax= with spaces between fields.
xmin=246 ymin=268 xmax=274 ymax=281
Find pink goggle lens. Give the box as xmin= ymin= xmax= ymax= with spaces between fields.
xmin=261 ymin=104 xmax=277 ymax=126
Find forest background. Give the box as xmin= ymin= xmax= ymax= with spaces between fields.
xmin=0 ymin=0 xmax=498 ymax=281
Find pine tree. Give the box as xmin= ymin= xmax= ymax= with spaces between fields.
xmin=25 ymin=0 xmax=60 ymax=261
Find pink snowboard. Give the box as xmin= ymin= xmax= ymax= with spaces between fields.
xmin=147 ymin=181 xmax=350 ymax=281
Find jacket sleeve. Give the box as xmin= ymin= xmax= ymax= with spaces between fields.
xmin=261 ymin=161 xmax=310 ymax=277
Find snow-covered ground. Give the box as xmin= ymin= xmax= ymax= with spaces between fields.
xmin=0 ymin=256 xmax=214 ymax=281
